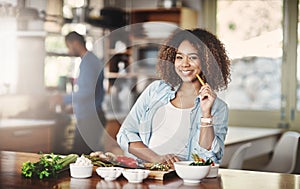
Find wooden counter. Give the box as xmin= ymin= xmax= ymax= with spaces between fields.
xmin=0 ymin=151 xmax=299 ymax=189
xmin=0 ymin=119 xmax=55 ymax=153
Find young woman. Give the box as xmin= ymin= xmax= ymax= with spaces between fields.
xmin=117 ymin=28 xmax=231 ymax=166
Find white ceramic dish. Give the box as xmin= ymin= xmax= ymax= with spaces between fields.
xmin=207 ymin=164 xmax=219 ymax=178
xmin=96 ymin=167 xmax=124 ymax=181
xmin=144 ymin=31 xmax=171 ymax=38
xmin=142 ymin=21 xmax=178 ymax=32
xmin=69 ymin=163 xmax=93 ymax=178
xmin=122 ymin=169 xmax=150 ymax=183
xmin=174 ymin=161 xmax=211 ymax=184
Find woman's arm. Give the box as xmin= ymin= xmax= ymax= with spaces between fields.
xmin=199 ymin=126 xmax=215 ymax=150
xmin=129 ymin=142 xmax=160 ymax=162
xmin=129 ymin=141 xmax=180 ymax=165
xmin=193 ymin=99 xmax=228 ymax=164
xmin=198 ymin=84 xmax=217 ymax=150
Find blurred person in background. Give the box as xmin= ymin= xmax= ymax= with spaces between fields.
xmin=51 ymin=31 xmax=106 ymax=154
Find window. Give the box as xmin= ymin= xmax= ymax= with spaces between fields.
xmin=217 ymin=0 xmax=283 ymax=110
xmin=293 ymin=0 xmax=300 ymax=128
xmin=44 ymin=34 xmax=79 ymax=92
xmin=0 ymin=20 xmax=17 ymax=94
xmin=217 ymin=0 xmax=286 ymax=127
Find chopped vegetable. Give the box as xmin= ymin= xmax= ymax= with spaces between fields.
xmin=190 ymin=153 xmax=215 ymax=166
xmin=89 ymin=151 xmax=117 ymax=162
xmin=21 ymin=153 xmax=78 ymax=179
xmin=149 ymin=163 xmax=170 ymax=171
xmin=87 ymin=151 xmax=139 ymax=168
xmin=192 ymin=153 xmax=205 ymax=163
xmin=189 ymin=159 xmax=213 ymax=166
xmin=84 ymin=155 xmax=114 ymax=167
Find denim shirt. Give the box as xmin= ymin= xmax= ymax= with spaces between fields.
xmin=116 ymin=80 xmax=228 ymax=164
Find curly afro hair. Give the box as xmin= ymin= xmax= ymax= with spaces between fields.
xmin=156 ymin=28 xmax=231 ymax=92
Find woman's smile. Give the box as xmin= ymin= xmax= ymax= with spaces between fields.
xmin=179 ymin=69 xmax=195 ymax=76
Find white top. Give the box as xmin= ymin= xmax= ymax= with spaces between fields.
xmin=149 ymin=102 xmax=193 ymax=160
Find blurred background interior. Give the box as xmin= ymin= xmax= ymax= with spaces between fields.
xmin=0 ymin=0 xmax=299 ymax=174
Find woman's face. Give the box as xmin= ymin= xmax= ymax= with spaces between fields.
xmin=174 ymin=40 xmax=201 ymax=83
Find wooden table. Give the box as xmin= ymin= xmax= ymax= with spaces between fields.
xmin=222 ymin=126 xmax=283 ymax=167
xmin=0 ymin=151 xmax=299 ymax=189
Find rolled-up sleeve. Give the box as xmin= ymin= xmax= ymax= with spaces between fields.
xmin=190 ymin=100 xmax=228 ymax=164
xmin=117 ymin=129 xmax=142 ymax=152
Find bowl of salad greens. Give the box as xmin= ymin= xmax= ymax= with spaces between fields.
xmin=174 ymin=154 xmax=215 ymax=184
xmin=190 ymin=154 xmax=219 ymax=178
xmin=174 ymin=161 xmax=211 ymax=184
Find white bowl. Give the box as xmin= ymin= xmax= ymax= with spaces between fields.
xmin=144 ymin=31 xmax=172 ymax=38
xmin=96 ymin=167 xmax=124 ymax=181
xmin=142 ymin=21 xmax=177 ymax=32
xmin=207 ymin=164 xmax=219 ymax=178
xmin=69 ymin=163 xmax=93 ymax=178
xmin=122 ymin=169 xmax=150 ymax=183
xmin=174 ymin=161 xmax=211 ymax=184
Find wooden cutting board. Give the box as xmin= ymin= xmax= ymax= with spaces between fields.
xmin=148 ymin=169 xmax=176 ymax=180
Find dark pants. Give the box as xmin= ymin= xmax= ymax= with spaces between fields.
xmin=72 ymin=110 xmax=106 ymax=155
